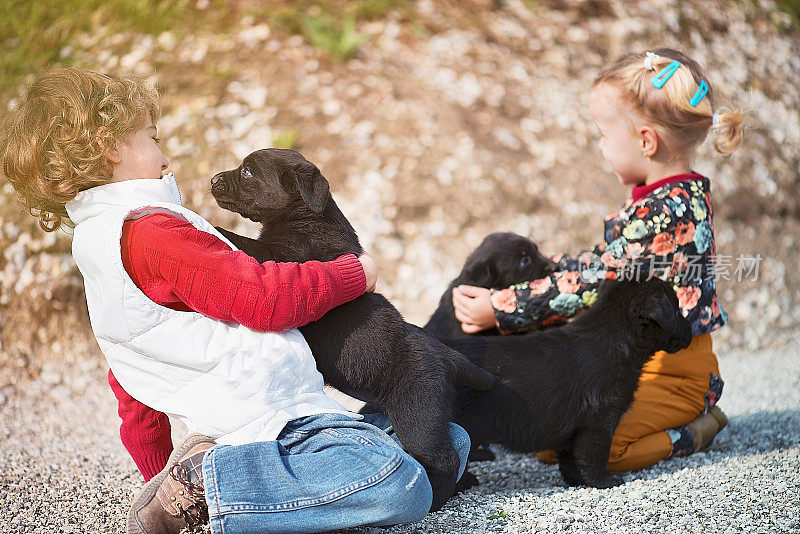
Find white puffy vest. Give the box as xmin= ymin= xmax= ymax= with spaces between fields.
xmin=65 ymin=175 xmax=349 ymax=445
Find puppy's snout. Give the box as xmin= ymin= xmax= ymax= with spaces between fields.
xmin=211 ymin=172 xmax=229 ymax=196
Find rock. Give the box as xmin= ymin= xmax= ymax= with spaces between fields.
xmin=39 ymin=363 xmax=62 ymax=386
xmin=237 ymin=24 xmax=271 ymax=48
xmin=493 ymin=127 xmax=522 ymax=150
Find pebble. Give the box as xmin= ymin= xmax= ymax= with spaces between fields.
xmin=39 ymin=363 xmax=62 ymax=386
xmin=237 ymin=24 xmax=271 ymax=48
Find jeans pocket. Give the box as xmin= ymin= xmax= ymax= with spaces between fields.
xmin=320 ymin=427 xmax=377 ymax=447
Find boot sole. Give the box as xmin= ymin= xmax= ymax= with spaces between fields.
xmin=126 ymin=433 xmax=213 ymax=534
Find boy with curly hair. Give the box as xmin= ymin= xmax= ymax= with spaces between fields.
xmin=1 ymin=65 xmax=467 ymax=534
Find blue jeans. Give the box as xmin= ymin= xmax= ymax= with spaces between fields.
xmin=202 ymin=413 xmax=470 ymax=534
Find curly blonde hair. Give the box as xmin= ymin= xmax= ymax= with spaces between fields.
xmin=594 ymin=48 xmax=744 ymax=160
xmin=0 ymin=65 xmax=161 ymax=232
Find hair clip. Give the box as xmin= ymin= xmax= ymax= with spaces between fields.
xmin=689 ymin=80 xmax=709 ymax=107
xmin=651 ymin=60 xmax=681 ymax=89
xmin=643 ymin=52 xmax=658 ymax=71
xmin=711 ymin=112 xmax=720 ymax=126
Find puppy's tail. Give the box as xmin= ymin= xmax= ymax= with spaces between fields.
xmin=405 ymin=324 xmax=496 ymax=391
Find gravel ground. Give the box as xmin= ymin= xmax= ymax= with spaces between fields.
xmin=2 ymin=333 xmax=798 ymax=533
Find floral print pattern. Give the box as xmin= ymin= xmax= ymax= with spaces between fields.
xmin=669 ymin=372 xmax=726 ymax=458
xmin=492 ymin=176 xmax=727 ymax=335
xmin=693 ymin=220 xmax=713 ymax=254
xmin=704 ymin=373 xmax=724 ymax=414
xmin=491 ymin=288 xmax=517 ymax=313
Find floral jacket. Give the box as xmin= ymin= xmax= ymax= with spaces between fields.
xmin=491 ymin=173 xmax=728 ymax=336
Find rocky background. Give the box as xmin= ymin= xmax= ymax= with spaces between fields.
xmin=1 ymin=0 xmax=799 ymax=410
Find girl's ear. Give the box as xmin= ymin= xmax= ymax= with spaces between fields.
xmin=96 ymin=126 xmax=121 ymax=164
xmin=639 ymin=125 xmax=659 ymax=158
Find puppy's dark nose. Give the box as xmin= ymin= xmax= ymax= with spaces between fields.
xmin=211 ymin=172 xmax=228 ymax=195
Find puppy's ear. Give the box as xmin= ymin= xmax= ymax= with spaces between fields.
xmin=266 ymin=148 xmax=331 ymax=214
xmin=285 ymin=167 xmax=330 ymax=214
xmin=461 ymin=257 xmax=498 ymax=287
xmin=633 ymin=283 xmax=677 ymax=332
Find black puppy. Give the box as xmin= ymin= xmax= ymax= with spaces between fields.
xmin=444 ymin=278 xmax=693 ymax=489
xmin=424 ymin=232 xmax=555 ymax=339
xmin=424 ymin=232 xmax=555 ymax=462
xmin=210 ymin=148 xmax=495 ymax=512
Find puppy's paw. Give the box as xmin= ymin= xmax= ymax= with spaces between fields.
xmin=559 ymin=471 xmax=586 ymax=487
xmin=427 ymin=470 xmax=458 ymax=512
xmin=468 ymin=444 xmax=496 ymax=462
xmin=591 ymin=473 xmax=624 ymax=489
xmin=558 ymin=460 xmax=585 ymax=487
xmin=455 ymin=470 xmax=480 ymax=493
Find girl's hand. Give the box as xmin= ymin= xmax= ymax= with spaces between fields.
xmin=358 ymin=253 xmax=378 ymax=292
xmin=452 ymin=285 xmax=498 ymax=333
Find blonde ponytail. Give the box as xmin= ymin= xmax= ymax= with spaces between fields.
xmin=711 ymin=109 xmax=745 ymax=158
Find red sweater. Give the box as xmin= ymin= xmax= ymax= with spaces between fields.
xmin=107 ymin=213 xmax=366 ymax=480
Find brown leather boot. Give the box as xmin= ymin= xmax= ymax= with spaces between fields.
xmin=127 ymin=433 xmax=216 ymax=534
xmin=686 ymin=406 xmax=728 ymax=453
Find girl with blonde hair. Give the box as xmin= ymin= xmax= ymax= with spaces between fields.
xmin=454 ymin=47 xmax=743 ymax=471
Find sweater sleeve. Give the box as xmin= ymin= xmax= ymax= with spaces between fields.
xmin=107 ymin=369 xmax=172 ymax=481
xmin=121 ymin=212 xmax=366 ymax=332
xmin=114 ymin=212 xmax=366 ymax=480
xmin=547 ymin=236 xmax=607 ymax=265
xmin=491 ymin=247 xmax=609 ymax=333
xmin=492 ymin=183 xmax=717 ymax=333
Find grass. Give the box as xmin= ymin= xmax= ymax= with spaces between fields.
xmin=776 ymin=0 xmax=800 ymax=30
xmin=3 ymin=0 xmax=795 ymax=97
xmin=272 ymin=130 xmax=299 ymax=150
xmin=301 ymin=13 xmax=366 ymax=62
xmin=0 ymin=0 xmax=201 ymax=95
xmin=742 ymin=0 xmax=800 ymax=32
xmin=0 ymin=0 xmax=411 ymax=98
xmin=264 ymin=1 xmax=410 ymax=61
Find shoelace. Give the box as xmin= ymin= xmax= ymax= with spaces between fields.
xmin=169 ymin=463 xmax=209 ymax=532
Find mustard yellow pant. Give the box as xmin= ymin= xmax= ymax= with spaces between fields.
xmin=539 ymin=334 xmax=720 ymax=472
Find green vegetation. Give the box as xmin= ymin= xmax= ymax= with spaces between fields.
xmin=776 ymin=0 xmax=800 ymax=30
xmin=0 ymin=0 xmax=202 ymax=95
xmin=743 ymin=0 xmax=800 ymax=32
xmin=301 ymin=13 xmax=366 ymax=61
xmin=272 ymin=130 xmax=299 ymax=150
xmin=264 ymin=1 xmax=410 ymax=61
xmin=0 ymin=0 xmax=411 ymax=96
xmin=265 ymin=0 xmax=405 ymax=33
xmin=4 ymin=0 xmax=795 ymax=97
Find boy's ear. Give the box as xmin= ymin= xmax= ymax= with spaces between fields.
xmin=95 ymin=126 xmax=121 ymax=164
xmin=639 ymin=125 xmax=659 ymax=158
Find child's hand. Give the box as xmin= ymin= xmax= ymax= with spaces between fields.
xmin=453 ymin=285 xmax=498 ymax=333
xmin=359 ymin=253 xmax=378 ymax=292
